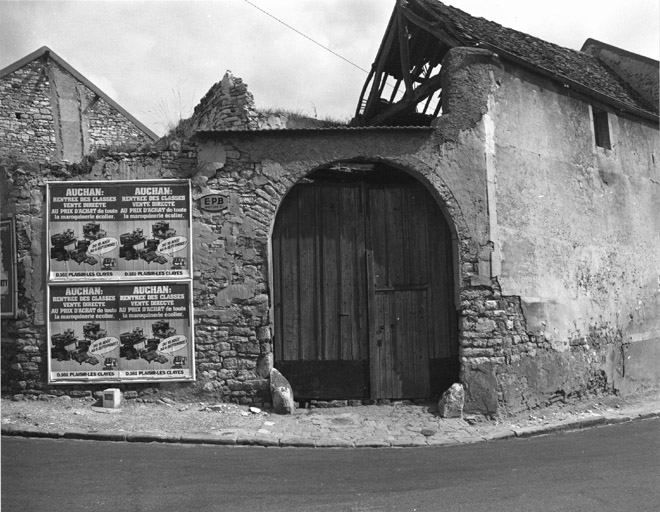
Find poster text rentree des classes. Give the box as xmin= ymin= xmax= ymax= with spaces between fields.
xmin=48 ymin=181 xmax=191 ymax=281
xmin=46 ymin=180 xmax=195 ymax=384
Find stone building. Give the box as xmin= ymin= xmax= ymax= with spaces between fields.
xmin=1 ymin=1 xmax=658 ymax=416
xmin=0 ymin=46 xmax=157 ymax=163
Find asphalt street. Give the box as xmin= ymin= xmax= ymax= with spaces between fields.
xmin=3 ymin=418 xmax=659 ymax=512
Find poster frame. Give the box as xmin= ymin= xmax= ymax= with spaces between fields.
xmin=46 ymin=280 xmax=196 ymax=384
xmin=1 ymin=217 xmax=18 ymax=318
xmin=45 ymin=179 xmax=195 ymax=385
xmin=46 ymin=179 xmax=193 ymax=282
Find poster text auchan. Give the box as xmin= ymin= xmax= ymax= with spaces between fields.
xmin=46 ymin=180 xmax=195 ymax=383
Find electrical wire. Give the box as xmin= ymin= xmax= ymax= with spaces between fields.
xmin=242 ymin=0 xmax=370 ymax=74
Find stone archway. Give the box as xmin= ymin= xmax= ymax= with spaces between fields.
xmin=271 ymin=162 xmax=458 ymax=400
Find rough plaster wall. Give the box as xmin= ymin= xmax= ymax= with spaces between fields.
xmin=0 ymin=61 xmax=57 ymax=161
xmin=50 ymin=64 xmax=85 ymax=161
xmin=48 ymin=58 xmax=155 ymax=154
xmin=491 ymin=64 xmax=660 ymax=405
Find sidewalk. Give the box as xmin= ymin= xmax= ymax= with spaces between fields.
xmin=2 ymin=391 xmax=659 ymax=448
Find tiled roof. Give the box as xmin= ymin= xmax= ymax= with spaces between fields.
xmin=406 ymin=0 xmax=658 ymax=119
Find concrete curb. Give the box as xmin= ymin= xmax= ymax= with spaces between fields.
xmin=3 ymin=410 xmax=658 ymax=448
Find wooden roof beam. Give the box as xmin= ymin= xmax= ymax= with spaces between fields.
xmin=360 ymin=24 xmax=399 ymax=120
xmin=400 ymin=3 xmax=462 ymax=47
xmin=356 ymin=5 xmax=401 ymax=121
xmin=397 ymin=8 xmax=414 ymax=96
xmin=366 ymin=72 xmax=444 ymax=126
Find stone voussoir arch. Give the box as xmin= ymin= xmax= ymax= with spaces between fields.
xmin=267 ymin=154 xmax=466 ymax=400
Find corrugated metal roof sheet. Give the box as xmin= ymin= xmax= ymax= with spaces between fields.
xmin=194 ymin=125 xmax=436 ymax=136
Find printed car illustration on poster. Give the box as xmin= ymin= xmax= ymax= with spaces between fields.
xmin=47 ymin=181 xmax=191 ymax=281
xmin=48 ymin=282 xmax=194 ymax=383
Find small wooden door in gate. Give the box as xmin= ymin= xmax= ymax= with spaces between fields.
xmin=273 ymin=181 xmax=456 ymax=400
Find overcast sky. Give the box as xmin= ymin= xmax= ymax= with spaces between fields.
xmin=2 ymin=0 xmax=658 ymax=136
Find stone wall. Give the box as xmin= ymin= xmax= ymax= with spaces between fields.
xmin=0 ymin=56 xmax=154 ymax=163
xmin=0 ymin=60 xmax=56 ymax=161
xmin=83 ymin=88 xmax=154 ymax=152
xmin=185 ymin=71 xmax=344 ymax=133
xmin=0 ymin=145 xmax=197 ymax=399
xmin=187 ymin=72 xmax=260 ymax=132
xmin=2 ymin=48 xmax=657 ymax=415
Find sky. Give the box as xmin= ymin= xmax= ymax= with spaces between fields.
xmin=2 ymin=0 xmax=659 ymax=136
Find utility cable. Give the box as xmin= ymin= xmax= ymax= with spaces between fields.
xmin=242 ymin=0 xmax=370 ymax=74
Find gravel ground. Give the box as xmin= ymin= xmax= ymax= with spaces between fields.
xmin=1 ymin=397 xmax=270 ymax=435
xmin=2 ymin=390 xmax=658 ymax=440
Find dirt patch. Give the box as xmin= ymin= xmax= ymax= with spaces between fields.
xmin=1 ymin=397 xmax=269 ymax=435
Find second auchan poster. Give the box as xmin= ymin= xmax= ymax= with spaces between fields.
xmin=48 ymin=281 xmax=194 ymax=383
xmin=47 ymin=180 xmax=191 ymax=281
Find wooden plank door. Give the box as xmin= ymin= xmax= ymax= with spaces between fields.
xmin=366 ymin=184 xmax=450 ymax=399
xmin=273 ymin=179 xmax=457 ymax=401
xmin=273 ymin=183 xmax=369 ymax=399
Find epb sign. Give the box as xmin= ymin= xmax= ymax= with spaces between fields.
xmin=198 ymin=193 xmax=228 ymax=212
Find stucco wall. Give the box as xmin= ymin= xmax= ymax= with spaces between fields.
xmin=490 ymin=63 xmax=660 ymax=409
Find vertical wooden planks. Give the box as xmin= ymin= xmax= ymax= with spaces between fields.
xmin=385 ymin=187 xmax=405 ymax=286
xmin=354 ymin=186 xmax=369 ymax=361
xmin=406 ymin=186 xmax=430 ymax=287
xmin=272 ymin=208 xmax=282 ymax=359
xmin=367 ymin=250 xmax=380 ymax=398
xmin=338 ymin=185 xmax=364 ymax=360
xmin=427 ymin=192 xmax=454 ymax=360
xmin=367 ymin=187 xmax=389 ymax=288
xmin=273 ymin=178 xmax=456 ymax=400
xmin=278 ymin=188 xmax=301 ymax=360
xmin=298 ymin=186 xmax=318 ymax=360
xmin=320 ymin=186 xmax=340 ymax=360
xmin=367 ymin=184 xmax=436 ymax=399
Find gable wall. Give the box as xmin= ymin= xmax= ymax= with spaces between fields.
xmin=488 ymin=62 xmax=660 ymax=411
xmin=0 ymin=58 xmax=154 ymax=163
xmin=0 ymin=60 xmax=57 ymax=161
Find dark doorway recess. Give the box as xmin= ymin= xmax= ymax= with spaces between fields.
xmin=273 ymin=163 xmax=458 ymax=400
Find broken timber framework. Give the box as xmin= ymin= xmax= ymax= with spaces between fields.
xmin=354 ymin=0 xmax=456 ymax=126
xmin=354 ymin=0 xmax=659 ymax=127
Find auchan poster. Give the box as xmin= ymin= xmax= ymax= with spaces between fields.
xmin=47 ymin=180 xmax=191 ymax=281
xmin=1 ymin=218 xmax=17 ymax=318
xmin=48 ymin=282 xmax=194 ymax=383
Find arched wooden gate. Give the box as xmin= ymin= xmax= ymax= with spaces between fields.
xmin=272 ymin=167 xmax=457 ymax=400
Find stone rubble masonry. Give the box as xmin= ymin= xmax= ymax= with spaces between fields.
xmin=184 ymin=71 xmax=342 ymax=133
xmin=187 ymin=72 xmax=260 ymax=132
xmin=0 ymin=60 xmax=56 ymax=161
xmin=82 ymin=87 xmax=153 ymax=152
xmin=0 ymin=138 xmax=628 ymax=412
xmin=3 ymin=51 xmax=656 ymax=416
xmin=0 ymin=57 xmax=153 ymax=163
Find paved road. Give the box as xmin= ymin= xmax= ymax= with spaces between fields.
xmin=3 ymin=418 xmax=659 ymax=512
